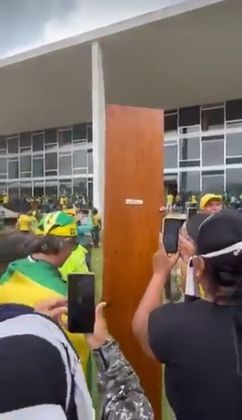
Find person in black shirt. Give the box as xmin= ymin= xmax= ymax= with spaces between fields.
xmin=133 ymin=209 xmax=242 ymax=420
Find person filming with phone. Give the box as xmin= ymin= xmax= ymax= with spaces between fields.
xmin=0 ymin=297 xmax=154 ymax=419
xmin=133 ymin=209 xmax=242 ymax=420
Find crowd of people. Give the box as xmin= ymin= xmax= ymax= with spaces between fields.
xmin=0 ymin=191 xmax=242 ymax=419
xmin=165 ymin=190 xmax=242 ymax=213
xmin=12 ymin=197 xmax=102 ymax=272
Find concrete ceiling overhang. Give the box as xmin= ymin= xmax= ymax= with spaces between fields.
xmin=1 ymin=0 xmax=239 ymax=135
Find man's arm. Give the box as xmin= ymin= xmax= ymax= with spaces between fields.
xmin=132 ymin=244 xmax=179 ymax=356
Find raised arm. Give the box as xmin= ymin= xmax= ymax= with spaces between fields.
xmin=132 ymin=243 xmax=179 ymax=355
xmin=87 ymin=304 xmax=154 ymax=420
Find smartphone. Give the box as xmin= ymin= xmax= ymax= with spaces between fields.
xmin=68 ymin=273 xmax=95 ymax=333
xmin=187 ymin=206 xmax=198 ymax=219
xmin=162 ymin=217 xmax=185 ymax=254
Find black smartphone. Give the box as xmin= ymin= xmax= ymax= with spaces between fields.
xmin=187 ymin=206 xmax=198 ymax=219
xmin=163 ymin=218 xmax=185 ymax=254
xmin=68 ymin=273 xmax=95 ymax=333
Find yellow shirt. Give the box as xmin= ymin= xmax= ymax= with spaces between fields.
xmin=17 ymin=214 xmax=32 ymax=232
xmin=59 ymin=245 xmax=89 ymax=281
xmin=59 ymin=197 xmax=65 ymax=206
xmin=191 ymin=195 xmax=198 ymax=204
xmin=92 ymin=214 xmax=101 ymax=227
xmin=167 ymin=194 xmax=174 ymax=205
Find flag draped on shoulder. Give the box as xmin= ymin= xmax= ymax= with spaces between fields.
xmin=0 ymin=257 xmax=67 ymax=305
xmin=0 ymin=256 xmax=90 ymax=375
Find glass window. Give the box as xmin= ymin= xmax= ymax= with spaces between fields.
xmin=164 ymin=114 xmax=177 ymax=135
xmin=0 ymin=184 xmax=7 ymax=194
xmin=73 ymin=149 xmax=87 ymax=169
xmin=88 ymin=178 xmax=93 ymax=203
xmin=164 ymin=174 xmax=178 ymax=195
xmin=202 ymin=136 xmax=224 ymax=166
xmin=20 ymin=185 xmax=32 ymax=198
xmin=58 ymin=130 xmax=72 ymax=149
xmin=87 ymin=124 xmax=92 ymax=143
xmin=226 ymin=100 xmax=242 ymax=121
xmin=0 ymin=137 xmax=6 ymax=154
xmin=202 ymin=108 xmax=224 ymax=131
xmin=33 ymin=157 xmax=44 ymax=177
xmin=20 ymin=155 xmax=31 ymax=173
xmin=59 ymin=154 xmax=72 ymax=176
xmin=7 ymin=137 xmax=18 ymax=154
xmin=8 ymin=159 xmax=19 ymax=179
xmin=180 ymin=161 xmax=200 ymax=168
xmin=8 ymin=188 xmax=19 ymax=198
xmin=179 ymin=126 xmax=200 ymax=135
xmin=0 ymin=158 xmax=7 ymax=174
xmin=34 ymin=181 xmax=44 ymax=197
xmin=226 ymin=133 xmax=242 ymax=157
xmin=202 ymin=173 xmax=224 ymax=193
xmin=73 ymin=168 xmax=87 ymax=175
xmin=226 ymin=157 xmax=242 ymax=165
xmin=45 ymin=180 xmax=58 ymax=196
xmin=32 ymin=133 xmax=44 ymax=152
xmin=45 ymin=153 xmax=57 ymax=171
xmin=164 ymin=145 xmax=177 ymax=168
xmin=73 ymin=178 xmax=87 ymax=195
xmin=59 ymin=180 xmax=72 ymax=195
xmin=226 ymin=168 xmax=242 ymax=193
xmin=179 ymin=106 xmax=200 ymax=126
xmin=180 ymin=171 xmax=200 ymax=193
xmin=73 ymin=124 xmax=87 ymax=142
xmin=45 ymin=129 xmax=56 ymax=144
xmin=226 ymin=120 xmax=242 ymax=129
xmin=87 ymin=149 xmax=93 ymax=173
xmin=179 ymin=137 xmax=200 ymax=161
xmin=20 ymin=133 xmax=31 ymax=152
xmin=45 ymin=129 xmax=57 ymax=151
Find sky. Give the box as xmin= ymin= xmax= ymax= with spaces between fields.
xmin=0 ymin=0 xmax=185 ymax=59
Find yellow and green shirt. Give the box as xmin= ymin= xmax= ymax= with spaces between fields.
xmin=0 ymin=257 xmax=89 ymax=373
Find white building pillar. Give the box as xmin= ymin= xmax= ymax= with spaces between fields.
xmin=92 ymin=42 xmax=106 ymax=215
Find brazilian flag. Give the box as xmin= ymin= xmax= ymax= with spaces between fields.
xmin=0 ymin=256 xmax=90 ymax=374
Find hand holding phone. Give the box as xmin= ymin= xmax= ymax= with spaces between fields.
xmin=162 ymin=217 xmax=185 ymax=254
xmin=86 ymin=302 xmax=110 ymax=350
xmin=68 ymin=273 xmax=95 ymax=333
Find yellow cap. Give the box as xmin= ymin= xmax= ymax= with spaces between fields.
xmin=65 ymin=208 xmax=76 ymax=217
xmin=200 ymin=194 xmax=222 ymax=210
xmin=36 ymin=211 xmax=77 ymax=237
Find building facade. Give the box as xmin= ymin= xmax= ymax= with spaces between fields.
xmin=0 ymin=123 xmax=93 ymax=199
xmin=164 ymin=99 xmax=242 ymax=195
xmin=2 ymin=98 xmax=242 ymax=200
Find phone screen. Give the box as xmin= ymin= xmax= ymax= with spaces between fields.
xmin=163 ymin=218 xmax=184 ymax=254
xmin=68 ymin=273 xmax=95 ymax=333
xmin=187 ymin=207 xmax=198 ymax=219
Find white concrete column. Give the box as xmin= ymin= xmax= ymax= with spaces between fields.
xmin=92 ymin=41 xmax=106 ymax=215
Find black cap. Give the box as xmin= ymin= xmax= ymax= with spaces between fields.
xmin=197 ymin=209 xmax=242 ymax=255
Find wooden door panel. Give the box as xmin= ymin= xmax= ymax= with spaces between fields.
xmin=103 ymin=105 xmax=164 ymax=419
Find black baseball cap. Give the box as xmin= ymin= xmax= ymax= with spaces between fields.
xmin=197 ymin=209 xmax=242 ymax=256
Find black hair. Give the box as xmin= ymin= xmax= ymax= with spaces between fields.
xmin=186 ymin=214 xmax=209 ymax=244
xmin=204 ymin=254 xmax=242 ymax=294
xmin=28 ymin=235 xmax=74 ymax=255
xmin=79 ymin=208 xmax=89 ymax=215
xmin=0 ymin=232 xmax=35 ymax=274
xmin=92 ymin=208 xmax=98 ymax=215
xmin=204 ymin=253 xmax=242 ymax=376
